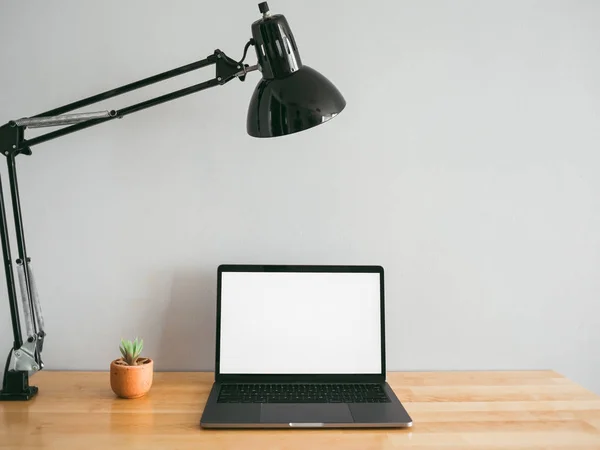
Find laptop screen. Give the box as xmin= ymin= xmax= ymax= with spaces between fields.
xmin=218 ymin=267 xmax=383 ymax=375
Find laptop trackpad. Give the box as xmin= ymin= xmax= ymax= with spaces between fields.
xmin=260 ymin=404 xmax=353 ymax=425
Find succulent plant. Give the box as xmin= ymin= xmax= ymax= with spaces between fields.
xmin=119 ymin=337 xmax=144 ymax=366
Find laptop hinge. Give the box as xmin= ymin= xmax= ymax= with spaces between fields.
xmin=215 ymin=374 xmax=386 ymax=384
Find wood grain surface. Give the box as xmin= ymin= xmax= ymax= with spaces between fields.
xmin=1 ymin=371 xmax=599 ymax=449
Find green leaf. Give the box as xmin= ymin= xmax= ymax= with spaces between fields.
xmin=118 ymin=337 xmax=144 ymax=365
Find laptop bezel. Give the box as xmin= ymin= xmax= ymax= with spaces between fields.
xmin=214 ymin=264 xmax=386 ymax=384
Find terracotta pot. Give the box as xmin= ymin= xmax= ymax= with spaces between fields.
xmin=110 ymin=357 xmax=154 ymax=399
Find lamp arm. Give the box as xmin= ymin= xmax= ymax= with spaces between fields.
xmin=6 ymin=48 xmax=256 ymax=152
xmin=32 ymin=56 xmax=220 ymax=119
xmin=0 ymin=153 xmax=44 ymax=400
xmin=0 ymin=44 xmax=258 ymax=400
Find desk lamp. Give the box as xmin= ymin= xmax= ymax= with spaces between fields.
xmin=0 ymin=2 xmax=346 ymax=400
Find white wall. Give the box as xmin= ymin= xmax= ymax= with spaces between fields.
xmin=1 ymin=0 xmax=599 ymax=393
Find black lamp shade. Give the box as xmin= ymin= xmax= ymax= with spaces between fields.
xmin=247 ymin=66 xmax=346 ymax=138
xmin=246 ymin=5 xmax=346 ymax=138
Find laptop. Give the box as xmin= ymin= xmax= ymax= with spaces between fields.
xmin=200 ymin=264 xmax=413 ymax=428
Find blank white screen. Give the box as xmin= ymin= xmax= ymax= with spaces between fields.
xmin=219 ymin=271 xmax=382 ymax=374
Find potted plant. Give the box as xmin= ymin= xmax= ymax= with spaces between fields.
xmin=110 ymin=337 xmax=154 ymax=399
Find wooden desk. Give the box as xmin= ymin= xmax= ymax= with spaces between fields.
xmin=1 ymin=371 xmax=599 ymax=449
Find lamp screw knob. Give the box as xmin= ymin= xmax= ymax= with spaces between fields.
xmin=258 ymin=2 xmax=270 ymax=14
xmin=217 ymin=54 xmax=221 ymax=59
xmin=12 ymin=145 xmax=16 ymax=148
xmin=217 ymin=77 xmax=222 ymax=81
xmin=4 ymin=152 xmax=8 ymax=155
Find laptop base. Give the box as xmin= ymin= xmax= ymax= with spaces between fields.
xmin=200 ymin=382 xmax=413 ymax=429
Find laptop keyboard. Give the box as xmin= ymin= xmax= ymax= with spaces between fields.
xmin=217 ymin=383 xmax=391 ymax=403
